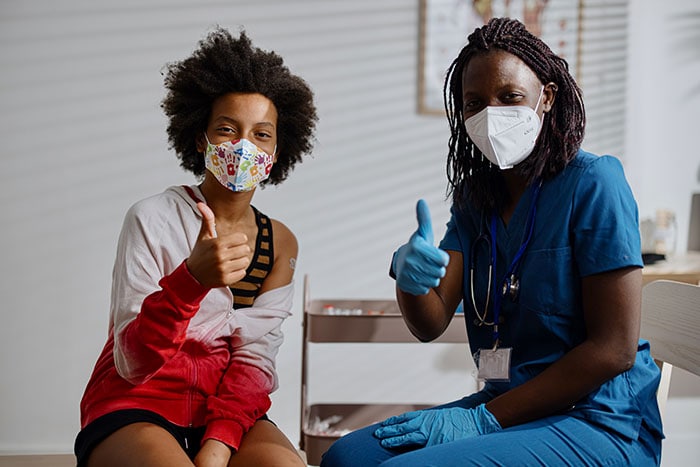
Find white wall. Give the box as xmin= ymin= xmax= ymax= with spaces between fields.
xmin=625 ymin=0 xmax=700 ymax=251
xmin=0 ymin=0 xmax=698 ymax=457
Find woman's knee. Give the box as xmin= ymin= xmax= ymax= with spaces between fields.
xmin=232 ymin=420 xmax=305 ymax=467
xmin=87 ymin=422 xmax=190 ymax=467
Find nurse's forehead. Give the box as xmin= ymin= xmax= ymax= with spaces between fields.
xmin=462 ymin=50 xmax=540 ymax=89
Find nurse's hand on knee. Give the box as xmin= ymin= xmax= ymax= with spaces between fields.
xmin=373 ymin=405 xmax=501 ymax=448
xmin=391 ymin=199 xmax=450 ymax=295
xmin=374 ymin=410 xmax=429 ymax=447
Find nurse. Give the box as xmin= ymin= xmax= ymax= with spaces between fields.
xmin=321 ymin=17 xmax=663 ymax=466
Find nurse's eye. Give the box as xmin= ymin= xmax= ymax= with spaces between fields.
xmin=463 ymin=99 xmax=481 ymax=114
xmin=502 ymin=93 xmax=524 ymax=104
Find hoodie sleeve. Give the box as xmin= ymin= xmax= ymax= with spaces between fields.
xmin=202 ymin=282 xmax=293 ymax=450
xmin=110 ymin=197 xmax=210 ymax=384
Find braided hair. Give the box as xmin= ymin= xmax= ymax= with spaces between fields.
xmin=444 ymin=17 xmax=585 ymax=212
xmin=161 ymin=28 xmax=317 ymax=186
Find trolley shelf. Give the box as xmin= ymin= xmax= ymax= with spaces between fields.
xmin=300 ymin=277 xmax=467 ymax=465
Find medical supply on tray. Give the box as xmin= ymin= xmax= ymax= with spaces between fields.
xmin=305 ymin=415 xmax=353 ymax=437
xmin=321 ymin=305 xmax=387 ymax=315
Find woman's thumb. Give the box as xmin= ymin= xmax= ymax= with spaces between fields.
xmin=196 ymin=202 xmax=218 ymax=239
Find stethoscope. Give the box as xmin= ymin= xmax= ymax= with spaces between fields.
xmin=469 ymin=180 xmax=543 ymax=342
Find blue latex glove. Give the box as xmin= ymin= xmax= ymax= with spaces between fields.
xmin=374 ymin=404 xmax=502 ymax=448
xmin=392 ymin=199 xmax=450 ymax=295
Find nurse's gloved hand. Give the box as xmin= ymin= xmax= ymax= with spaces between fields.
xmin=373 ymin=404 xmax=501 ymax=448
xmin=391 ymin=199 xmax=450 ymax=295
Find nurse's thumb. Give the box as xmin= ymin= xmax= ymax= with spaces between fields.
xmin=415 ymin=199 xmax=434 ymax=244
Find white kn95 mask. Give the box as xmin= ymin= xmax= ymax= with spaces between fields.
xmin=464 ymin=86 xmax=544 ymax=169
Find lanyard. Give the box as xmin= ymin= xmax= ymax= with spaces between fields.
xmin=488 ymin=179 xmax=543 ymax=346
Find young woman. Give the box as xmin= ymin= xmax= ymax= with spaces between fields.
xmin=321 ymin=18 xmax=663 ymax=466
xmin=75 ymin=28 xmax=317 ymax=467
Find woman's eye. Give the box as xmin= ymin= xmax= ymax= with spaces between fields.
xmin=255 ymin=131 xmax=272 ymax=139
xmin=217 ymin=127 xmax=236 ymax=134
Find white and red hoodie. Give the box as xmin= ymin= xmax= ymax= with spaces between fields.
xmin=79 ymin=185 xmax=292 ymax=450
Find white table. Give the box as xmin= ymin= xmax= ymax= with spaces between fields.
xmin=642 ymin=251 xmax=700 ymax=285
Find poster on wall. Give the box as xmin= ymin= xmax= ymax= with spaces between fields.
xmin=418 ymin=0 xmax=581 ymax=115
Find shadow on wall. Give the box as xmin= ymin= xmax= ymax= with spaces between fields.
xmin=668 ymin=10 xmax=700 ymax=96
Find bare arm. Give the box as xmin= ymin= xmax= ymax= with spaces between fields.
xmin=397 ymin=250 xmax=465 ymax=341
xmin=485 ymin=266 xmax=642 ymax=427
xmin=259 ymin=219 xmax=298 ymax=294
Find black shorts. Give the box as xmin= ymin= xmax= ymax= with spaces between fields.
xmin=74 ymin=409 xmax=272 ymax=466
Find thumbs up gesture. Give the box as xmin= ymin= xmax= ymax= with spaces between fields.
xmin=185 ymin=202 xmax=251 ymax=288
xmin=391 ymin=200 xmax=450 ymax=295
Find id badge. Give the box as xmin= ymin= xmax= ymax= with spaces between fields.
xmin=476 ymin=347 xmax=511 ymax=382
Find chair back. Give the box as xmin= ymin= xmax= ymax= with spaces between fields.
xmin=640 ymin=279 xmax=700 ymax=417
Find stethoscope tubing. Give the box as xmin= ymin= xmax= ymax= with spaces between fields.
xmin=468 ymin=179 xmax=543 ymax=343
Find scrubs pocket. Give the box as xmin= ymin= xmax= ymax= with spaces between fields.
xmin=518 ymin=247 xmax=577 ymax=317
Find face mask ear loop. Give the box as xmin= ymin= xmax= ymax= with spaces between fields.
xmin=533 ymin=85 xmax=545 ymax=114
xmin=199 ymin=132 xmax=213 ymax=156
xmin=203 ymin=132 xmax=213 ymax=147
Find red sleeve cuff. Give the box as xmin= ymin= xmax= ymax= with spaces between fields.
xmin=161 ymin=260 xmax=211 ymax=308
xmin=203 ymin=419 xmax=246 ymax=451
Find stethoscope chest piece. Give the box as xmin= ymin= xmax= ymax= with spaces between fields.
xmin=502 ymin=274 xmax=520 ymax=301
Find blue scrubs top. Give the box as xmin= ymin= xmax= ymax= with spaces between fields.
xmin=439 ymin=150 xmax=663 ymax=441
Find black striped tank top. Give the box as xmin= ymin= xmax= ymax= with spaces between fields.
xmin=230 ymin=206 xmax=274 ymax=309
